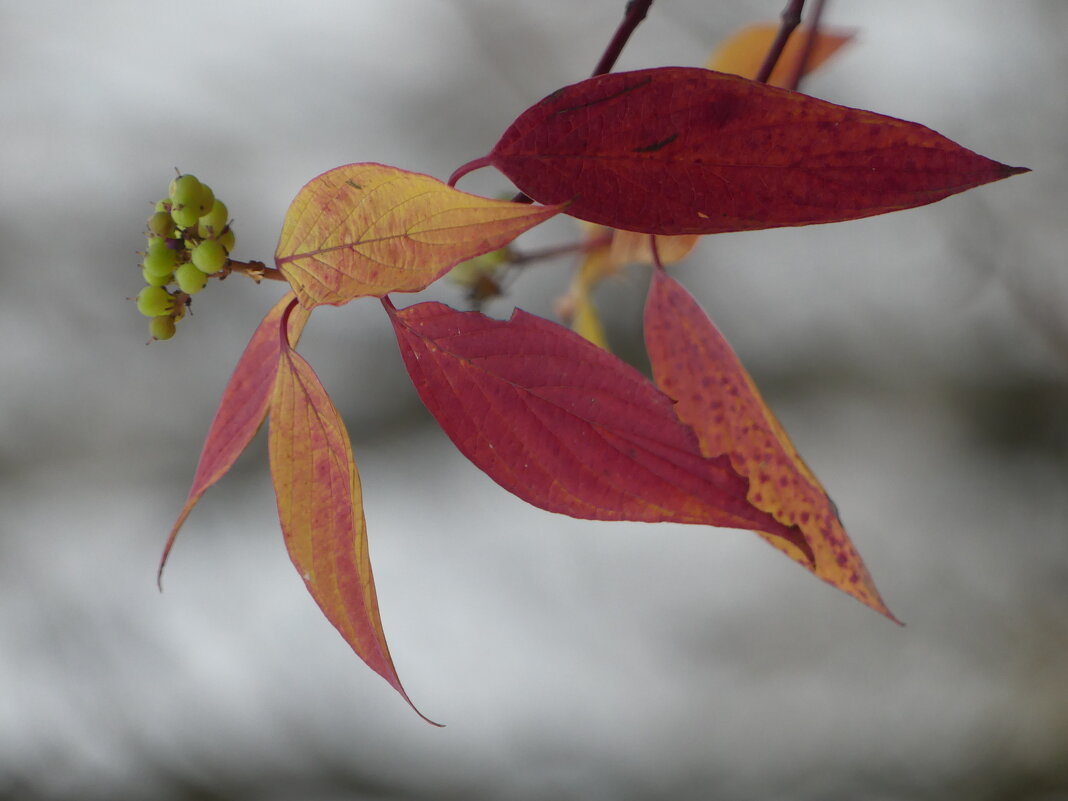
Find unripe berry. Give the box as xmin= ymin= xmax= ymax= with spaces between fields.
xmin=171 ymin=204 xmax=200 ymax=230
xmin=143 ymin=239 xmax=178 ymax=278
xmin=142 ymin=266 xmax=171 ymax=287
xmin=169 ymin=174 xmax=202 ymax=207
xmin=197 ymin=199 xmax=229 ymax=237
xmin=191 ymin=240 xmax=227 ymax=274
xmin=147 ymin=210 xmax=176 ymax=238
xmin=217 ymin=228 xmax=236 ymax=253
xmin=136 ymin=286 xmax=174 ymax=317
xmin=174 ymin=261 xmax=209 ymax=294
xmin=195 ymin=183 xmax=215 ymax=216
xmin=149 ymin=316 xmax=177 ymax=341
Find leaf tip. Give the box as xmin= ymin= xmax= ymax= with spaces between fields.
xmin=157 ymin=504 xmax=194 ymax=591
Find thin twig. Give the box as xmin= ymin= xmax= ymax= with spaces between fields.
xmin=510 ymin=232 xmax=614 ymax=267
xmin=782 ymin=0 xmax=829 ymax=91
xmin=591 ymin=0 xmax=655 ymax=77
xmin=225 ymin=259 xmax=287 ymax=282
xmin=754 ymin=0 xmax=806 ymax=84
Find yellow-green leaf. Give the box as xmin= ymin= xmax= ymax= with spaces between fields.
xmin=275 ymin=163 xmax=561 ymax=307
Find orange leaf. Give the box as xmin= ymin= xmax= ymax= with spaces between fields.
xmin=275 ymin=163 xmax=561 ymax=307
xmin=609 ymin=230 xmax=699 ymax=267
xmin=158 ymin=292 xmax=311 ymax=585
xmin=268 ymin=303 xmax=436 ymax=723
xmin=706 ymin=22 xmax=854 ymax=86
xmin=644 ymin=270 xmax=898 ymax=621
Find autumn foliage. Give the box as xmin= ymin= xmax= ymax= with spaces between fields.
xmin=151 ymin=6 xmax=1025 ymax=721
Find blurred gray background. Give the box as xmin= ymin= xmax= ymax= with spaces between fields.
xmin=1 ymin=1 xmax=1065 ymax=799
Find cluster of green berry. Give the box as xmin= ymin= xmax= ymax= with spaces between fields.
xmin=136 ymin=173 xmax=235 ymax=341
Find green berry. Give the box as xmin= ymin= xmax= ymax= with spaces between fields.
xmin=142 ymin=266 xmax=171 ymax=287
xmin=174 ymin=261 xmax=209 ymax=294
xmin=195 ymin=183 xmax=215 ymax=216
xmin=142 ymin=239 xmax=178 ymax=278
xmin=136 ymin=286 xmax=174 ymax=317
xmin=217 ymin=228 xmax=236 ymax=253
xmin=169 ymin=174 xmax=202 ymax=206
xmin=197 ymin=199 xmax=228 ymax=237
xmin=150 ymin=316 xmax=177 ymax=341
xmin=147 ymin=210 xmax=176 ymax=238
xmin=191 ymin=240 xmax=227 ymax=274
xmin=171 ymin=204 xmax=200 ymax=229
xmin=155 ymin=199 xmax=170 ymax=213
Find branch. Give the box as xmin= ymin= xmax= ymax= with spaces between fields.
xmin=753 ymin=0 xmax=806 ymax=84
xmin=225 ymin=259 xmax=287 ymax=283
xmin=509 ymin=231 xmax=614 ymax=267
xmin=782 ymin=0 xmax=829 ymax=91
xmin=591 ymin=0 xmax=655 ymax=77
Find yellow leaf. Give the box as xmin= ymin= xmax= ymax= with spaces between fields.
xmin=269 ymin=303 xmax=437 ymax=722
xmin=275 ymin=163 xmax=561 ymax=307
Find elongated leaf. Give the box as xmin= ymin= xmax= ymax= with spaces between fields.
xmin=707 ymin=23 xmax=854 ymax=87
xmin=593 ymin=31 xmax=850 ymax=273
xmin=269 ymin=305 xmax=435 ymax=723
xmin=487 ymin=67 xmax=1027 ymax=235
xmin=387 ymin=300 xmax=812 ymax=559
xmin=644 ymin=270 xmax=897 ymax=620
xmin=158 ymin=292 xmax=311 ymax=584
xmin=275 ymin=163 xmax=561 ymax=307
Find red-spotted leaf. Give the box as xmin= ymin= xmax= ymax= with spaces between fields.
xmin=275 ymin=163 xmax=562 ymax=308
xmin=644 ymin=269 xmax=897 ymax=620
xmin=386 ymin=299 xmax=812 ymax=559
xmin=484 ymin=66 xmax=1027 ymax=235
xmin=269 ymin=302 xmax=435 ymax=724
xmin=158 ymin=292 xmax=311 ymax=585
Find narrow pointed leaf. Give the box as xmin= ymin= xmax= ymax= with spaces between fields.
xmin=707 ymin=23 xmax=854 ymax=86
xmin=487 ymin=67 xmax=1027 ymax=235
xmin=386 ymin=300 xmax=813 ymax=559
xmin=275 ymin=163 xmax=562 ymax=307
xmin=159 ymin=292 xmax=311 ymax=584
xmin=269 ymin=307 xmax=435 ymax=723
xmin=644 ymin=270 xmax=897 ymax=620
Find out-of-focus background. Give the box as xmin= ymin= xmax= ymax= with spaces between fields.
xmin=1 ymin=1 xmax=1065 ymax=799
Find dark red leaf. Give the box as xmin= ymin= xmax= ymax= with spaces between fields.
xmin=385 ymin=300 xmax=812 ymax=558
xmin=486 ymin=67 xmax=1027 ymax=235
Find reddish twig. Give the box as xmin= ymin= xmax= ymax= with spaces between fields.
xmin=591 ymin=0 xmax=655 ymax=77
xmin=510 ymin=232 xmax=614 ymax=267
xmin=754 ymin=0 xmax=806 ymax=84
xmin=649 ymin=235 xmax=664 ymax=272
